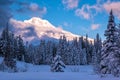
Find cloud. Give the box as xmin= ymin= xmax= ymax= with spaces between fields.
xmin=0 ymin=0 xmax=15 ymax=28
xmin=75 ymin=4 xmax=102 ymax=20
xmin=9 ymin=18 xmax=39 ymax=42
xmin=91 ymin=24 xmax=100 ymax=30
xmin=75 ymin=1 xmax=120 ymax=20
xmin=75 ymin=7 xmax=90 ymax=19
xmin=63 ymin=22 xmax=69 ymax=27
xmin=0 ymin=0 xmax=47 ymax=29
xmin=62 ymin=0 xmax=79 ymax=9
xmin=103 ymin=2 xmax=120 ymax=19
xmin=29 ymin=3 xmax=39 ymax=11
xmin=17 ymin=3 xmax=47 ymax=17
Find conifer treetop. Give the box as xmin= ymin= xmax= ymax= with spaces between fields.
xmin=109 ymin=9 xmax=114 ymax=23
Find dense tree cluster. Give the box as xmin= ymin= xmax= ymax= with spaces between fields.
xmin=0 ymin=24 xmax=101 ymax=72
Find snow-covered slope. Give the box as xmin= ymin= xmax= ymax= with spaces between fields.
xmin=10 ymin=17 xmax=93 ymax=44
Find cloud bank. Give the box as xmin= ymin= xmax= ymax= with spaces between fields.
xmin=74 ymin=1 xmax=120 ymax=20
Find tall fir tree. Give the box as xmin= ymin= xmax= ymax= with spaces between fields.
xmin=45 ymin=41 xmax=53 ymax=64
xmin=0 ymin=38 xmax=4 ymax=56
xmin=1 ymin=25 xmax=16 ymax=72
xmin=39 ymin=40 xmax=46 ymax=64
xmin=16 ymin=35 xmax=25 ymax=61
xmin=57 ymin=35 xmax=67 ymax=64
xmin=85 ymin=34 xmax=92 ymax=64
xmin=100 ymin=10 xmax=120 ymax=77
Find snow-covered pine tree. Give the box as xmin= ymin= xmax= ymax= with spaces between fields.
xmin=16 ymin=35 xmax=25 ymax=61
xmin=117 ymin=23 xmax=120 ymax=48
xmin=93 ymin=33 xmax=102 ymax=73
xmin=56 ymin=35 xmax=67 ymax=64
xmin=85 ymin=34 xmax=92 ymax=64
xmin=71 ymin=38 xmax=80 ymax=65
xmin=65 ymin=42 xmax=72 ymax=65
xmin=39 ymin=40 xmax=46 ymax=64
xmin=100 ymin=10 xmax=120 ymax=77
xmin=51 ymin=55 xmax=65 ymax=72
xmin=78 ymin=37 xmax=83 ymax=65
xmin=82 ymin=48 xmax=87 ymax=65
xmin=1 ymin=26 xmax=16 ymax=72
xmin=13 ymin=37 xmax=18 ymax=59
xmin=45 ymin=41 xmax=53 ymax=64
xmin=34 ymin=46 xmax=42 ymax=65
xmin=25 ymin=44 xmax=35 ymax=63
xmin=33 ymin=40 xmax=46 ymax=65
xmin=0 ymin=38 xmax=4 ymax=56
xmin=52 ymin=42 xmax=57 ymax=56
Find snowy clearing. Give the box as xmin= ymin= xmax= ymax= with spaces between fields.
xmin=0 ymin=62 xmax=120 ymax=80
xmin=0 ymin=57 xmax=120 ymax=80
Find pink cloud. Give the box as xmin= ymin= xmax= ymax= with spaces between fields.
xmin=29 ymin=3 xmax=39 ymax=11
xmin=62 ymin=0 xmax=79 ymax=9
xmin=103 ymin=2 xmax=120 ymax=19
xmin=75 ymin=8 xmax=90 ymax=19
xmin=75 ymin=4 xmax=102 ymax=20
xmin=29 ymin=3 xmax=47 ymax=15
xmin=91 ymin=24 xmax=100 ymax=30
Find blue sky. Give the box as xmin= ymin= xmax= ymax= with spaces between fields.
xmin=1 ymin=0 xmax=120 ymax=40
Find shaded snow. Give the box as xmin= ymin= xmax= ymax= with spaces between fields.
xmin=0 ymin=70 xmax=120 ymax=80
xmin=0 ymin=57 xmax=120 ymax=80
xmin=0 ymin=57 xmax=3 ymax=63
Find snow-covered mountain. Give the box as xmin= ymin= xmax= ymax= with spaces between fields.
xmin=10 ymin=17 xmax=93 ymax=44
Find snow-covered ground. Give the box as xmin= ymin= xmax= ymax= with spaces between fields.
xmin=0 ymin=57 xmax=120 ymax=80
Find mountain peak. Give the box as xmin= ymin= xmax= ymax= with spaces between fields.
xmin=24 ymin=17 xmax=55 ymax=28
xmin=10 ymin=17 xmax=93 ymax=44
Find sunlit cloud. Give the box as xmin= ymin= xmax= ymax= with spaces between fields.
xmin=75 ymin=7 xmax=90 ymax=20
xmin=103 ymin=1 xmax=120 ymax=19
xmin=75 ymin=4 xmax=102 ymax=20
xmin=91 ymin=24 xmax=100 ymax=30
xmin=75 ymin=1 xmax=120 ymax=20
xmin=62 ymin=0 xmax=79 ymax=10
xmin=9 ymin=18 xmax=38 ymax=42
